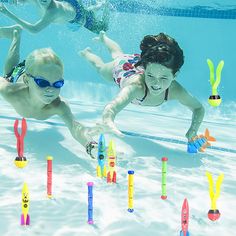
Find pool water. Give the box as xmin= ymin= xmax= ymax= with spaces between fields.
xmin=0 ymin=1 xmax=236 ymax=235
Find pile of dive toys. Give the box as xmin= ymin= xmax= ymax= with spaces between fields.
xmin=11 ymin=118 xmax=224 ymax=232
xmin=187 ymin=129 xmax=216 ymax=153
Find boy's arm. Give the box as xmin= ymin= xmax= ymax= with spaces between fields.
xmin=0 ymin=4 xmax=54 ymax=33
xmin=169 ymin=81 xmax=205 ymax=140
xmin=57 ymin=101 xmax=97 ymax=157
xmin=102 ymin=84 xmax=142 ymax=136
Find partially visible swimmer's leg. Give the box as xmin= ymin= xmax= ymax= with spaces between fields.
xmin=1 ymin=25 xmax=22 ymax=75
xmin=80 ymin=47 xmax=113 ymax=82
xmin=93 ymin=31 xmax=123 ymax=60
xmin=80 ymin=47 xmax=104 ymax=69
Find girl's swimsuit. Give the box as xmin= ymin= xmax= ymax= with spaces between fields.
xmin=64 ymin=0 xmax=105 ymax=33
xmin=113 ymin=54 xmax=144 ymax=87
xmin=112 ymin=54 xmax=169 ymax=105
xmin=4 ymin=60 xmax=25 ymax=83
xmin=64 ymin=0 xmax=85 ymax=25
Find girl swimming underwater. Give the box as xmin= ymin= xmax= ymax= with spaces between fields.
xmin=0 ymin=0 xmax=109 ymax=34
xmin=80 ymin=31 xmax=205 ymax=141
xmin=0 ymin=26 xmax=97 ymax=158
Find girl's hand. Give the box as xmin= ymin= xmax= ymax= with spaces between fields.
xmin=87 ymin=121 xmax=124 ymax=137
xmin=98 ymin=121 xmax=124 ymax=137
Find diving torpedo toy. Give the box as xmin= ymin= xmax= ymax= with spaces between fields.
xmin=180 ymin=198 xmax=190 ymax=236
xmin=107 ymin=140 xmax=117 ymax=183
xmin=21 ymin=182 xmax=30 ymax=225
xmin=96 ymin=134 xmax=107 ymax=178
xmin=207 ymin=59 xmax=224 ymax=107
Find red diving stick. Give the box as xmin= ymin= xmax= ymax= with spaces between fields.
xmin=47 ymin=156 xmax=53 ymax=198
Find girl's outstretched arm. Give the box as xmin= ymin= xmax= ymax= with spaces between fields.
xmin=101 ymin=84 xmax=142 ymax=136
xmin=0 ymin=4 xmax=54 ymax=33
xmin=170 ymin=80 xmax=205 ymax=140
xmin=57 ymin=100 xmax=98 ymax=158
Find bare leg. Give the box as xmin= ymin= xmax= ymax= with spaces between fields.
xmin=0 ymin=25 xmax=22 ymax=75
xmin=93 ymin=31 xmax=123 ymax=59
xmin=80 ymin=47 xmax=113 ymax=82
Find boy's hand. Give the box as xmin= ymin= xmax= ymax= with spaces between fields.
xmin=86 ymin=141 xmax=98 ymax=159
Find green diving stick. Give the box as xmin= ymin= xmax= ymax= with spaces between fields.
xmin=207 ymin=59 xmax=224 ymax=107
xmin=161 ymin=157 xmax=168 ymax=200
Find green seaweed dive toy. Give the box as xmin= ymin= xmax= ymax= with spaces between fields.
xmin=207 ymin=59 xmax=224 ymax=107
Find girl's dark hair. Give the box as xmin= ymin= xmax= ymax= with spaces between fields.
xmin=135 ymin=33 xmax=184 ymax=74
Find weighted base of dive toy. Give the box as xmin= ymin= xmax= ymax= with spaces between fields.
xmin=14 ymin=156 xmax=28 ymax=168
xmin=21 ymin=214 xmax=30 ymax=225
xmin=161 ymin=195 xmax=167 ymax=200
xmin=208 ymin=95 xmax=221 ymax=107
xmin=87 ymin=219 xmax=94 ymax=224
xmin=208 ymin=209 xmax=220 ymax=221
xmin=128 ymin=208 xmax=134 ymax=213
xmin=107 ymin=171 xmax=116 ymax=183
xmin=180 ymin=230 xmax=190 ymax=236
xmin=96 ymin=165 xmax=107 ymax=178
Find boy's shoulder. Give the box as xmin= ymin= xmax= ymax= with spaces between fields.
xmin=0 ymin=78 xmax=26 ymax=99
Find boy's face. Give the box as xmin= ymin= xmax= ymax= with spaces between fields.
xmin=27 ymin=63 xmax=63 ymax=105
xmin=144 ymin=63 xmax=174 ymax=95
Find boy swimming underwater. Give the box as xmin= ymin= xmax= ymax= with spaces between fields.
xmin=0 ymin=26 xmax=97 ymax=158
xmin=80 ymin=31 xmax=205 ymax=141
xmin=0 ymin=0 xmax=109 ymax=34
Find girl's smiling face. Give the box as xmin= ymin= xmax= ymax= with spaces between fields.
xmin=144 ymin=63 xmax=175 ymax=95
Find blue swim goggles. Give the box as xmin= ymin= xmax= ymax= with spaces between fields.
xmin=26 ymin=73 xmax=64 ymax=88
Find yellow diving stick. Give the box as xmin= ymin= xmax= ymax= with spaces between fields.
xmin=127 ymin=170 xmax=134 ymax=213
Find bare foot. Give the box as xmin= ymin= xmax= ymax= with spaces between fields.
xmin=0 ymin=24 xmax=22 ymax=39
xmin=79 ymin=47 xmax=92 ymax=57
xmin=92 ymin=30 xmax=106 ymax=42
xmin=13 ymin=25 xmax=22 ymax=38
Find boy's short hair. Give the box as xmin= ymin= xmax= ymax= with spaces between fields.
xmin=135 ymin=33 xmax=184 ymax=74
xmin=25 ymin=48 xmax=64 ymax=74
